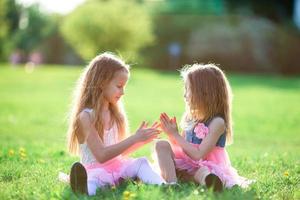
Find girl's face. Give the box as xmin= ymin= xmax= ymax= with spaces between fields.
xmin=184 ymin=79 xmax=192 ymax=106
xmin=103 ymin=70 xmax=129 ymax=105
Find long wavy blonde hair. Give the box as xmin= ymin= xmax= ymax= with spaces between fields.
xmin=67 ymin=52 xmax=130 ymax=154
xmin=180 ymin=63 xmax=233 ymax=145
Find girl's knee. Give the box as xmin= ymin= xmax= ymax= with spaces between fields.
xmin=155 ymin=140 xmax=172 ymax=153
xmin=128 ymin=157 xmax=151 ymax=173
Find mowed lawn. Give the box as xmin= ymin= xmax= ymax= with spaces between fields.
xmin=0 ymin=64 xmax=299 ymax=200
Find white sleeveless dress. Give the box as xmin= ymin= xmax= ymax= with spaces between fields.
xmin=80 ymin=108 xmax=119 ymax=165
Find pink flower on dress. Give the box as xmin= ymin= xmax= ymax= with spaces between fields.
xmin=194 ymin=123 xmax=209 ymax=139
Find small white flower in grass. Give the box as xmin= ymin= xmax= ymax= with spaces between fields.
xmin=193 ymin=189 xmax=199 ymax=195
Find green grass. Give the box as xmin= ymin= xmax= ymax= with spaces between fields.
xmin=0 ymin=64 xmax=299 ymax=200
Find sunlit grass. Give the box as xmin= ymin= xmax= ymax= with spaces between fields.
xmin=0 ymin=64 xmax=299 ymax=199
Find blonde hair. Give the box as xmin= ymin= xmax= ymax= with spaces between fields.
xmin=180 ymin=63 xmax=233 ymax=145
xmin=67 ymin=52 xmax=130 ymax=154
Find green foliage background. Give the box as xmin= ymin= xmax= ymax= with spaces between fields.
xmin=60 ymin=0 xmax=154 ymax=61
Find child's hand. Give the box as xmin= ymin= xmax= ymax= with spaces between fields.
xmin=134 ymin=121 xmax=161 ymax=143
xmin=160 ymin=113 xmax=179 ymax=139
xmin=150 ymin=121 xmax=161 ymax=130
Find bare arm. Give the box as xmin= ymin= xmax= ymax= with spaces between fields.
xmin=79 ymin=112 xmax=159 ymax=163
xmin=160 ymin=113 xmax=225 ymax=161
xmin=121 ymin=122 xmax=161 ymax=156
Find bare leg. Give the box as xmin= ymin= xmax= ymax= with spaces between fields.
xmin=193 ymin=166 xmax=210 ymax=185
xmin=155 ymin=140 xmax=177 ymax=183
xmin=194 ymin=167 xmax=223 ymax=192
xmin=122 ymin=157 xmax=165 ymax=185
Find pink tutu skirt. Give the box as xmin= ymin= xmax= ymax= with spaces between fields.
xmin=172 ymin=143 xmax=254 ymax=188
xmin=83 ymin=155 xmax=135 ymax=186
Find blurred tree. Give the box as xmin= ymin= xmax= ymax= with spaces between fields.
xmin=141 ymin=0 xmax=226 ymax=69
xmin=41 ymin=14 xmax=84 ymax=65
xmin=226 ymin=0 xmax=294 ymax=23
xmin=0 ymin=0 xmax=9 ymax=60
xmin=0 ymin=2 xmax=58 ymax=63
xmin=157 ymin=0 xmax=225 ymax=15
xmin=8 ymin=4 xmax=55 ymax=54
xmin=60 ymin=0 xmax=154 ymax=61
xmin=0 ymin=0 xmax=22 ymax=60
xmin=5 ymin=0 xmax=21 ymax=34
xmin=142 ymin=0 xmax=300 ymax=74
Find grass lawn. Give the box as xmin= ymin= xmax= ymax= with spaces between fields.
xmin=0 ymin=64 xmax=299 ymax=199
